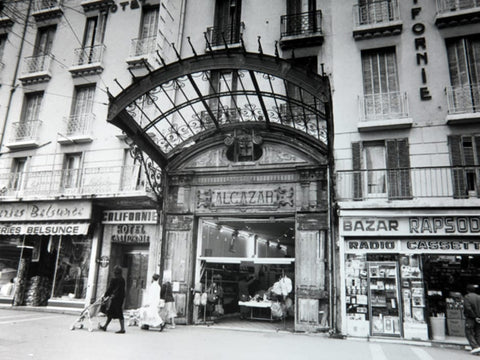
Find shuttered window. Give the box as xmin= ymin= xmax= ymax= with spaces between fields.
xmin=446 ymin=36 xmax=480 ymax=113
xmin=213 ymin=0 xmax=242 ymax=45
xmin=449 ymin=135 xmax=480 ymax=198
xmin=352 ymin=138 xmax=411 ymax=200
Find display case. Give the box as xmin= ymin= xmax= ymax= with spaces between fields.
xmin=368 ymin=261 xmax=401 ymax=336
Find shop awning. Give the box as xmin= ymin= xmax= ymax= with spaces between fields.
xmin=198 ymin=257 xmax=294 ymax=264
xmin=0 ymin=223 xmax=90 ymax=236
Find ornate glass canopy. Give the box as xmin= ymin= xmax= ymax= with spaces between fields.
xmin=108 ymin=51 xmax=331 ymax=169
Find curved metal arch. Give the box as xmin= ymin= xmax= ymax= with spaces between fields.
xmin=108 ymin=51 xmax=332 ymax=169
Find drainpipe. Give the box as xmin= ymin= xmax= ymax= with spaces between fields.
xmin=0 ymin=0 xmax=33 ymax=150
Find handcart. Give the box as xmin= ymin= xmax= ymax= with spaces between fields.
xmin=70 ymin=296 xmax=110 ymax=332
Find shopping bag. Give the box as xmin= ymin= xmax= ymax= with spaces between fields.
xmin=100 ymin=297 xmax=112 ymax=314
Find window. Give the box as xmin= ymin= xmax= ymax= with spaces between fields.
xmin=209 ymin=70 xmax=238 ymax=119
xmin=361 ymin=47 xmax=402 ymax=119
xmin=449 ymin=135 xmax=480 ymax=198
xmin=211 ymin=0 xmax=242 ymax=46
xmin=352 ymin=139 xmax=411 ymax=200
xmin=68 ymin=85 xmax=95 ymax=135
xmin=134 ymin=6 xmax=159 ymax=56
xmin=358 ymin=0 xmax=395 ymax=25
xmin=0 ymin=34 xmax=7 ymax=64
xmin=21 ymin=92 xmax=43 ymax=123
xmin=121 ymin=149 xmax=146 ymax=191
xmin=10 ymin=157 xmax=27 ymax=191
xmin=34 ymin=25 xmax=56 ymax=57
xmin=285 ymin=0 xmax=318 ymax=35
xmin=62 ymin=153 xmax=82 ymax=190
xmin=81 ymin=13 xmax=107 ymax=64
xmin=446 ymin=36 xmax=480 ymax=113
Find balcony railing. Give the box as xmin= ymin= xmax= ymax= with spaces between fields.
xmin=130 ymin=36 xmax=157 ymax=57
xmin=72 ymin=44 xmax=105 ymax=66
xmin=206 ymin=22 xmax=244 ymax=47
xmin=0 ymin=165 xmax=150 ymax=198
xmin=22 ymin=54 xmax=53 ymax=74
xmin=9 ymin=120 xmax=42 ymax=143
xmin=32 ymin=0 xmax=63 ymax=13
xmin=336 ymin=166 xmax=480 ymax=201
xmin=281 ymin=10 xmax=322 ymax=37
xmin=359 ymin=91 xmax=409 ymax=121
xmin=446 ymin=84 xmax=480 ymax=114
xmin=436 ymin=0 xmax=480 ymax=14
xmin=353 ymin=0 xmax=400 ymax=27
xmin=64 ymin=113 xmax=94 ymax=138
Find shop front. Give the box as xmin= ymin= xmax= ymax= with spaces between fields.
xmin=97 ymin=209 xmax=161 ymax=310
xmin=0 ymin=201 xmax=94 ymax=308
xmin=340 ymin=212 xmax=480 ymax=344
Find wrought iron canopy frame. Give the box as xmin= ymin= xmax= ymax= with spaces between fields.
xmin=107 ymin=51 xmax=332 ymax=170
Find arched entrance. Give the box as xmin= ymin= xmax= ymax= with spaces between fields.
xmin=107 ymin=50 xmax=333 ymax=332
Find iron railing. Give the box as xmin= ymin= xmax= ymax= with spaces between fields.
xmin=353 ymin=0 xmax=400 ymax=27
xmin=0 ymin=165 xmax=150 ymax=198
xmin=359 ymin=91 xmax=409 ymax=121
xmin=130 ymin=36 xmax=157 ymax=57
xmin=436 ymin=0 xmax=480 ymax=14
xmin=32 ymin=0 xmax=62 ymax=12
xmin=281 ymin=10 xmax=322 ymax=37
xmin=64 ymin=113 xmax=95 ymax=137
xmin=206 ymin=22 xmax=244 ymax=47
xmin=336 ymin=166 xmax=480 ymax=201
xmin=72 ymin=44 xmax=105 ymax=66
xmin=9 ymin=120 xmax=42 ymax=143
xmin=446 ymin=84 xmax=480 ymax=114
xmin=22 ymin=54 xmax=53 ymax=74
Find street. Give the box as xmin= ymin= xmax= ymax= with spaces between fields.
xmin=0 ymin=309 xmax=475 ymax=360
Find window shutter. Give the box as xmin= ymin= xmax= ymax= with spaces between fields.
xmin=352 ymin=142 xmax=363 ymax=200
xmin=386 ymin=138 xmax=411 ymax=199
xmin=449 ymin=135 xmax=467 ymax=198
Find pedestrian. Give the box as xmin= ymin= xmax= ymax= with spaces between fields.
xmin=139 ymin=273 xmax=165 ymax=331
xmin=99 ymin=265 xmax=126 ymax=334
xmin=464 ymin=284 xmax=480 ymax=354
xmin=160 ymin=276 xmax=177 ymax=328
xmin=238 ymin=274 xmax=255 ymax=319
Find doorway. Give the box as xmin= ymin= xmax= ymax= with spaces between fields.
xmin=124 ymin=251 xmax=148 ymax=309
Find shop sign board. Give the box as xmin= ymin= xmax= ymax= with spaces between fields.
xmin=196 ymin=186 xmax=294 ymax=210
xmin=0 ymin=223 xmax=89 ymax=235
xmin=345 ymin=239 xmax=480 ymax=254
xmin=106 ymin=223 xmax=157 ymax=244
xmin=341 ymin=216 xmax=480 ymax=236
xmin=102 ymin=210 xmax=158 ymax=224
xmin=0 ymin=202 xmax=91 ymax=221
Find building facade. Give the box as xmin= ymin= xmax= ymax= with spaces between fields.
xmin=0 ymin=0 xmax=479 ymax=342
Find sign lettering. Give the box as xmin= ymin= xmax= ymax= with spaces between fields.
xmin=411 ymin=0 xmax=432 ymax=100
xmin=0 ymin=202 xmax=91 ymax=221
xmin=102 ymin=210 xmax=158 ymax=224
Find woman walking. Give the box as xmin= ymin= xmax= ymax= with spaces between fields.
xmin=99 ymin=265 xmax=126 ymax=334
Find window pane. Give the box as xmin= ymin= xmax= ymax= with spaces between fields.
xmin=365 ymin=144 xmax=386 ymax=194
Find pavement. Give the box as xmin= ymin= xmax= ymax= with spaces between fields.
xmin=0 ymin=307 xmax=477 ymax=360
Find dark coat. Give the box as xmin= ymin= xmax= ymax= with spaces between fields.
xmin=105 ymin=276 xmax=126 ymax=319
xmin=160 ymin=282 xmax=174 ymax=303
xmin=464 ymin=292 xmax=480 ymax=319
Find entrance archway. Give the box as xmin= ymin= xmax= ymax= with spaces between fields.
xmin=107 ymin=50 xmax=334 ymax=332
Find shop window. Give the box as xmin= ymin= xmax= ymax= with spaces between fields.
xmin=449 ymin=134 xmax=480 ymax=198
xmin=446 ymin=35 xmax=480 ymax=114
xmin=352 ymin=138 xmax=411 ymax=200
xmin=0 ymin=237 xmax=21 ymax=297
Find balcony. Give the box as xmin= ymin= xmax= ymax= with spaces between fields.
xmin=18 ymin=54 xmax=53 ymax=84
xmin=5 ymin=120 xmax=42 ymax=149
xmin=352 ymin=0 xmax=402 ymax=40
xmin=358 ymin=91 xmax=412 ymax=131
xmin=32 ymin=0 xmax=63 ymax=22
xmin=0 ymin=14 xmax=14 ymax=29
xmin=445 ymin=84 xmax=480 ymax=124
xmin=126 ymin=36 xmax=158 ymax=68
xmin=0 ymin=165 xmax=151 ymax=200
xmin=69 ymin=44 xmax=105 ymax=77
xmin=336 ymin=166 xmax=480 ymax=204
xmin=279 ymin=10 xmax=323 ymax=49
xmin=58 ymin=113 xmax=95 ymax=144
xmin=205 ymin=22 xmax=245 ymax=49
xmin=435 ymin=0 xmax=480 ymax=28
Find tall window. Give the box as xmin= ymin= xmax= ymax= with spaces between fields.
xmin=449 ymin=135 xmax=480 ymax=198
xmin=285 ymin=0 xmax=317 ymax=35
xmin=21 ymin=92 xmax=43 ymax=123
xmin=81 ymin=13 xmax=107 ymax=63
xmin=446 ymin=36 xmax=480 ymax=113
xmin=121 ymin=149 xmax=146 ymax=191
xmin=352 ymin=139 xmax=411 ymax=200
xmin=10 ymin=157 xmax=27 ymax=191
xmin=212 ymin=0 xmax=242 ymax=46
xmin=34 ymin=25 xmax=56 ymax=57
xmin=135 ymin=6 xmax=159 ymax=56
xmin=69 ymin=85 xmax=95 ymax=135
xmin=361 ymin=47 xmax=401 ymax=119
xmin=358 ymin=0 xmax=395 ymax=25
xmin=62 ymin=153 xmax=82 ymax=190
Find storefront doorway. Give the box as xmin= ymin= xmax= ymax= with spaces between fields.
xmin=193 ymin=217 xmax=295 ymax=326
